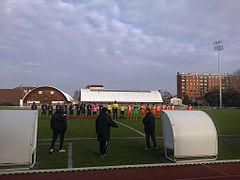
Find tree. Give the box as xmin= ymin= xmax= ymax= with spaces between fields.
xmin=205 ymin=89 xmax=240 ymax=107
xmin=222 ymin=89 xmax=240 ymax=107
xmin=182 ymin=95 xmax=190 ymax=105
xmin=233 ymin=68 xmax=240 ymax=75
xmin=204 ymin=91 xmax=219 ymax=107
xmin=159 ymin=89 xmax=173 ymax=102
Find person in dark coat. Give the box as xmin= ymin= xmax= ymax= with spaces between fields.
xmin=31 ymin=102 xmax=37 ymax=110
xmin=47 ymin=103 xmax=53 ymax=118
xmin=142 ymin=108 xmax=157 ymax=150
xmin=49 ymin=106 xmax=67 ymax=154
xmin=96 ymin=107 xmax=119 ymax=156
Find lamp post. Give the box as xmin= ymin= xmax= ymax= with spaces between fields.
xmin=213 ymin=40 xmax=224 ymax=109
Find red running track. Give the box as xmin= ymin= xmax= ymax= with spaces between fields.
xmin=1 ymin=162 xmax=240 ymax=180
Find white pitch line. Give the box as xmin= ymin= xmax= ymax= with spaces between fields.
xmin=68 ymin=143 xmax=73 ymax=169
xmin=114 ymin=120 xmax=145 ymax=137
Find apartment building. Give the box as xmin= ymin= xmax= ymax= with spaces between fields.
xmin=177 ymin=72 xmax=231 ymax=101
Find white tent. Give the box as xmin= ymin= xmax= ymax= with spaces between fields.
xmin=80 ymin=89 xmax=163 ymax=103
xmin=161 ymin=110 xmax=218 ymax=162
xmin=0 ymin=110 xmax=38 ymax=170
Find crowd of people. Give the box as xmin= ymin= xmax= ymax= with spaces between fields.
xmin=48 ymin=104 xmax=158 ymax=157
xmin=32 ymin=101 xmax=193 ymax=120
xmin=31 ymin=101 xmax=193 ymax=157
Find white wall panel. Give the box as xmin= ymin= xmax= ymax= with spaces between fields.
xmin=0 ymin=110 xmax=38 ymax=168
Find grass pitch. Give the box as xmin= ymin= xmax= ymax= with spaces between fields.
xmin=35 ymin=109 xmax=240 ymax=169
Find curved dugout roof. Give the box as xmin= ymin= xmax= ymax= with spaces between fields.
xmin=22 ymin=86 xmax=73 ymax=102
xmin=161 ymin=110 xmax=218 ymax=161
xmin=80 ymin=89 xmax=163 ymax=103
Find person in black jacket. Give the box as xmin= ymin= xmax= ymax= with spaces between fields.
xmin=49 ymin=106 xmax=67 ymax=154
xmin=142 ymin=108 xmax=157 ymax=150
xmin=96 ymin=107 xmax=118 ymax=157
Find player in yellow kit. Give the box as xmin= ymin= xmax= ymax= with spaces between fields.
xmin=112 ymin=100 xmax=119 ymax=119
xmin=119 ymin=105 xmax=125 ymax=119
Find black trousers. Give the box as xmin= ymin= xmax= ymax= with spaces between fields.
xmin=113 ymin=109 xmax=118 ymax=119
xmin=50 ymin=129 xmax=65 ymax=150
xmin=99 ymin=141 xmax=108 ymax=155
xmin=145 ymin=131 xmax=157 ymax=148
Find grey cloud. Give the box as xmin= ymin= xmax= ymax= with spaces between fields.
xmin=0 ymin=0 xmax=239 ymax=95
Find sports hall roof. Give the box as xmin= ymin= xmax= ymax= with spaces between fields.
xmin=80 ymin=89 xmax=163 ymax=103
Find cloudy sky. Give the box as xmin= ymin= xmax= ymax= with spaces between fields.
xmin=0 ymin=0 xmax=239 ymax=95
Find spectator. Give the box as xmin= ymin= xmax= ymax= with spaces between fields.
xmin=96 ymin=107 xmax=118 ymax=157
xmin=142 ymin=108 xmax=157 ymax=150
xmin=49 ymin=106 xmax=67 ymax=154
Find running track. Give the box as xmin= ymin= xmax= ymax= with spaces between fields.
xmin=1 ymin=162 xmax=240 ymax=180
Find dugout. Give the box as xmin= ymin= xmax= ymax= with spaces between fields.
xmin=161 ymin=110 xmax=218 ymax=162
xmin=0 ymin=110 xmax=38 ymax=171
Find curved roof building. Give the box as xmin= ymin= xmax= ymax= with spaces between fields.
xmin=21 ymin=86 xmax=73 ymax=106
xmin=79 ymin=89 xmax=163 ymax=103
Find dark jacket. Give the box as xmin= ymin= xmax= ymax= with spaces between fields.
xmin=96 ymin=111 xmax=118 ymax=141
xmin=50 ymin=108 xmax=67 ymax=131
xmin=142 ymin=112 xmax=155 ymax=133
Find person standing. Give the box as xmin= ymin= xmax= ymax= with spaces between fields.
xmin=56 ymin=103 xmax=61 ymax=110
xmin=155 ymin=104 xmax=161 ymax=118
xmin=119 ymin=105 xmax=125 ymax=119
xmin=76 ymin=103 xmax=81 ymax=119
xmin=86 ymin=103 xmax=92 ymax=119
xmin=80 ymin=103 xmax=86 ymax=119
xmin=127 ymin=103 xmax=132 ymax=120
xmin=133 ymin=103 xmax=139 ymax=120
xmin=151 ymin=104 xmax=156 ymax=117
xmin=187 ymin=104 xmax=193 ymax=110
xmin=41 ymin=103 xmax=47 ymax=118
xmin=112 ymin=100 xmax=118 ymax=119
xmin=107 ymin=103 xmax=112 ymax=116
xmin=98 ymin=103 xmax=103 ymax=114
xmin=140 ymin=103 xmax=145 ymax=119
xmin=31 ymin=102 xmax=37 ymax=110
xmin=49 ymin=106 xmax=67 ymax=154
xmin=95 ymin=107 xmax=118 ymax=157
xmin=48 ymin=103 xmax=53 ymax=118
xmin=92 ymin=102 xmax=98 ymax=118
xmin=68 ymin=103 xmax=74 ymax=119
xmin=142 ymin=108 xmax=157 ymax=150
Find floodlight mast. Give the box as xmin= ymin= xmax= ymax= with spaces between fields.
xmin=213 ymin=40 xmax=224 ymax=109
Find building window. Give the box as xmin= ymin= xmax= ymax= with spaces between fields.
xmin=50 ymin=91 xmax=54 ymax=95
xmin=38 ymin=91 xmax=43 ymax=94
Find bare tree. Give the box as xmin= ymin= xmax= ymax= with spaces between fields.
xmin=233 ymin=68 xmax=240 ymax=75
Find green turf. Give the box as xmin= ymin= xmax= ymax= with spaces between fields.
xmin=35 ymin=109 xmax=240 ymax=169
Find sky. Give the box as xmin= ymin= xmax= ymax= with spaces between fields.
xmin=0 ymin=0 xmax=240 ymax=96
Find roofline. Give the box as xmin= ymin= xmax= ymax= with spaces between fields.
xmin=22 ymin=86 xmax=73 ymax=102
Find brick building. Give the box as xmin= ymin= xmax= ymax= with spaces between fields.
xmin=177 ymin=72 xmax=235 ymax=101
xmin=0 ymin=86 xmax=35 ymax=106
